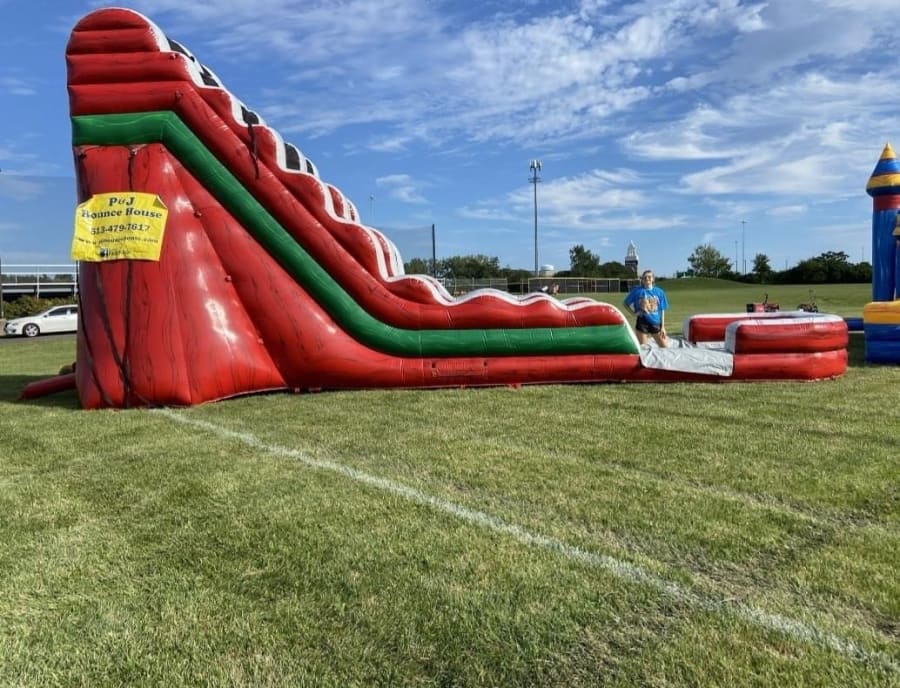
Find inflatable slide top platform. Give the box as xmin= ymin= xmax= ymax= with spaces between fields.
xmin=43 ymin=7 xmax=847 ymax=408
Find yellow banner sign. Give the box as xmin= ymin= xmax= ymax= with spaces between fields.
xmin=72 ymin=192 xmax=169 ymax=262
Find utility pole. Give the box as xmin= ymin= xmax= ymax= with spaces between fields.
xmin=741 ymin=219 xmax=747 ymax=274
xmin=0 ymin=168 xmax=3 ymax=320
xmin=529 ymin=160 xmax=542 ymax=275
xmin=431 ymin=224 xmax=437 ymax=277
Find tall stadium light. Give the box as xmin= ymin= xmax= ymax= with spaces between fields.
xmin=431 ymin=223 xmax=437 ymax=277
xmin=369 ymin=194 xmax=375 ymax=225
xmin=0 ymin=169 xmax=3 ymax=320
xmin=741 ymin=219 xmax=747 ymax=274
xmin=529 ymin=159 xmax=542 ymax=275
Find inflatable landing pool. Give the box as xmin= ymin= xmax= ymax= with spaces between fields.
xmin=19 ymin=8 xmax=849 ymax=408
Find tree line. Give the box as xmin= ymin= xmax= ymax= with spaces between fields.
xmin=403 ymin=245 xmax=634 ymax=283
xmin=404 ymin=244 xmax=872 ymax=285
xmin=684 ymin=245 xmax=871 ymax=284
xmin=404 ymin=255 xmax=533 ymax=285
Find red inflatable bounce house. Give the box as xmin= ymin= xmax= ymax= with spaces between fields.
xmin=21 ymin=8 xmax=849 ymax=408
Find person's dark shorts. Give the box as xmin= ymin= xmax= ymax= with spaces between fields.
xmin=635 ymin=314 xmax=661 ymax=334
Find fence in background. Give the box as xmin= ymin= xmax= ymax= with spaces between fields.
xmin=0 ymin=266 xmax=639 ymax=320
xmin=0 ymin=264 xmax=79 ymax=318
xmin=440 ymin=277 xmax=509 ymax=294
xmin=529 ymin=277 xmax=639 ymax=294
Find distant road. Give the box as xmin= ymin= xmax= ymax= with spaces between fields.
xmin=0 ymin=333 xmax=76 ymax=345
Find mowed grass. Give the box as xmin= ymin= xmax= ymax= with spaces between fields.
xmin=631 ymin=279 xmax=872 ymax=335
xmin=0 ymin=282 xmax=898 ymax=686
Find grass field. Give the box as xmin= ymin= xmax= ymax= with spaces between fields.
xmin=1 ymin=281 xmax=897 ymax=686
xmin=644 ymin=279 xmax=871 ymax=334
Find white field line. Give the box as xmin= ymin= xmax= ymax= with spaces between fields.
xmin=157 ymin=409 xmax=897 ymax=673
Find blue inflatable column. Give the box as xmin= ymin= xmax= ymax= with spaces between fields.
xmin=894 ymin=217 xmax=900 ymax=299
xmin=866 ymin=143 xmax=900 ymax=301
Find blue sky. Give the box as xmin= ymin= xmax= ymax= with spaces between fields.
xmin=1 ymin=0 xmax=898 ymax=276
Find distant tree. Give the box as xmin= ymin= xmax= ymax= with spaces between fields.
xmin=3 ymin=296 xmax=76 ymax=319
xmin=776 ymin=251 xmax=872 ymax=284
xmin=850 ymin=261 xmax=873 ymax=282
xmin=498 ymin=266 xmax=531 ymax=281
xmin=569 ymin=245 xmax=603 ymax=276
xmin=598 ymin=261 xmax=632 ymax=278
xmin=687 ymin=244 xmax=732 ymax=277
xmin=816 ymin=251 xmax=852 ymax=280
xmin=402 ymin=257 xmax=539 ymax=291
xmin=752 ymin=253 xmax=773 ymax=283
xmin=435 ymin=254 xmax=501 ymax=279
xmin=404 ymin=257 xmax=431 ymax=275
xmin=781 ymin=251 xmax=845 ymax=283
xmin=494 ymin=266 xmax=532 ymax=293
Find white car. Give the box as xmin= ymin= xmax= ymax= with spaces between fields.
xmin=4 ymin=304 xmax=79 ymax=337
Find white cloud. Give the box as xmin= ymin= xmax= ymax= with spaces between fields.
xmin=700 ymin=231 xmax=725 ymax=244
xmin=0 ymin=75 xmax=37 ymax=96
xmin=8 ymin=1 xmax=898 ymax=273
xmin=767 ymin=204 xmax=807 ymax=217
xmin=376 ymin=173 xmax=428 ymax=204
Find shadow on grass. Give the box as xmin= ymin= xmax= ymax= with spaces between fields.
xmin=847 ymin=332 xmax=867 ymax=368
xmin=0 ymin=374 xmax=81 ymax=409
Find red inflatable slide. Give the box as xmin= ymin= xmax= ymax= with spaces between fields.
xmin=20 ymin=8 xmax=848 ymax=408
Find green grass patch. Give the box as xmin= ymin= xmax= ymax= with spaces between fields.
xmin=575 ymin=279 xmax=872 ymax=334
xmin=0 ymin=282 xmax=898 ymax=686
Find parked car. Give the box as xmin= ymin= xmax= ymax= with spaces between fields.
xmin=3 ymin=304 xmax=79 ymax=337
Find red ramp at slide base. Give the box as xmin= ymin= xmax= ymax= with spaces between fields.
xmin=22 ymin=7 xmax=845 ymax=408
xmin=19 ymin=373 xmax=76 ymax=401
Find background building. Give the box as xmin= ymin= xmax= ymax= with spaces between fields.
xmin=624 ymin=242 xmax=639 ymax=276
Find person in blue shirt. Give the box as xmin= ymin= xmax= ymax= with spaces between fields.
xmin=624 ymin=269 xmax=669 ymax=347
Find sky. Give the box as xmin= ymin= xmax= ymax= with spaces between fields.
xmin=1 ymin=0 xmax=898 ymax=277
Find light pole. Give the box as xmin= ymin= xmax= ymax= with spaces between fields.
xmin=529 ymin=160 xmax=542 ymax=275
xmin=741 ymin=219 xmax=747 ymax=274
xmin=369 ymin=194 xmax=375 ymax=225
xmin=734 ymin=240 xmax=739 ymax=274
xmin=0 ymin=169 xmax=3 ymax=320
